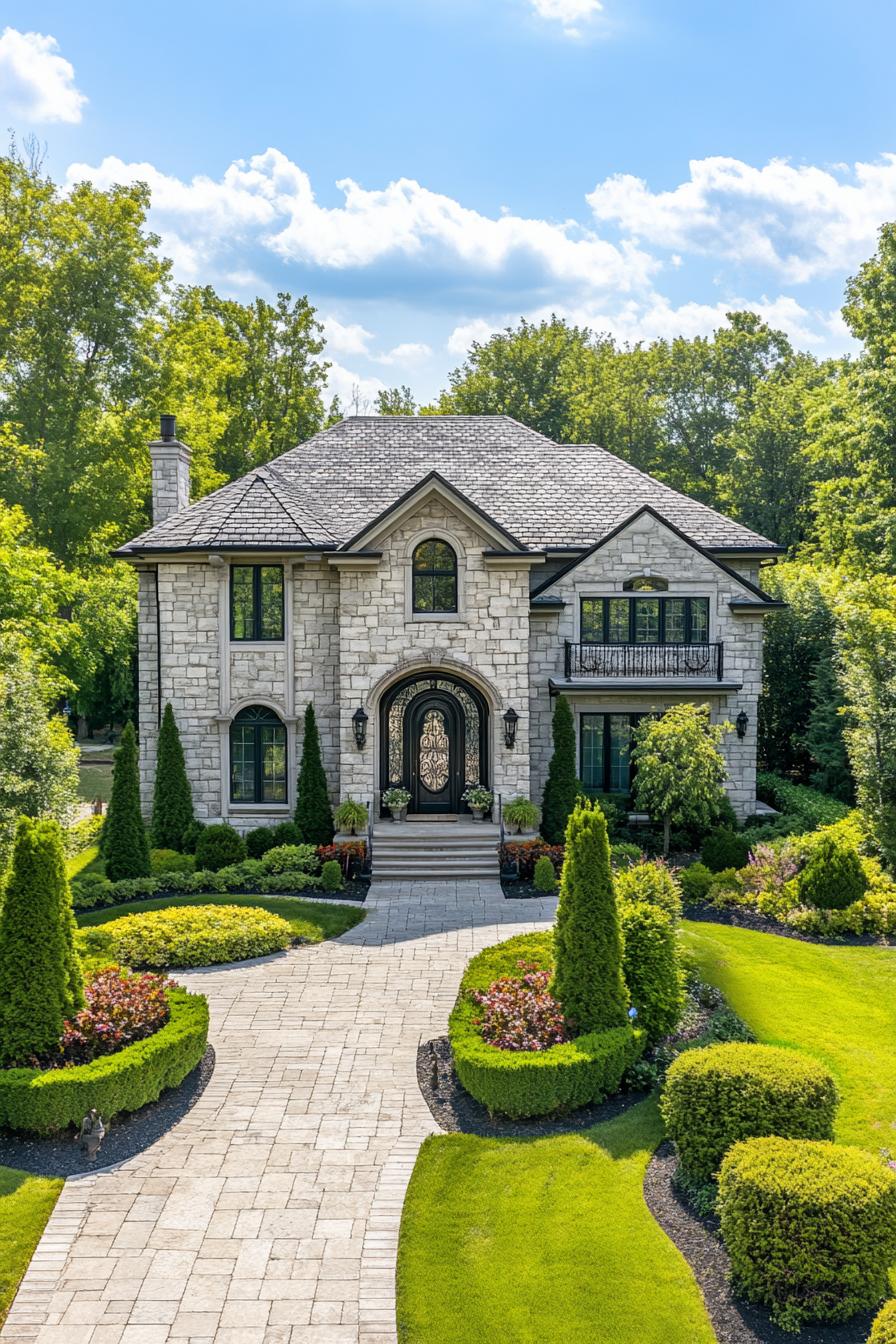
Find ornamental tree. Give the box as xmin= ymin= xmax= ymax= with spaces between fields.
xmin=104 ymin=721 xmax=150 ymax=880
xmin=0 ymin=817 xmax=84 ymax=1066
xmin=295 ymin=703 xmax=334 ymax=846
xmin=151 ymin=703 xmax=194 ymax=850
xmin=551 ymin=798 xmax=629 ymax=1034
xmin=631 ymin=704 xmax=730 ymax=856
xmin=541 ymin=694 xmax=577 ymax=844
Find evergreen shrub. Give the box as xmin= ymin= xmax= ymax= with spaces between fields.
xmin=679 ymin=862 xmax=715 ymax=902
xmin=541 ymin=695 xmax=577 ymax=844
xmin=797 ymin=834 xmax=868 ymax=910
xmin=614 ymin=860 xmax=682 ymax=917
xmin=260 ymin=843 xmax=319 ymax=875
xmin=320 ymin=859 xmax=343 ymax=891
xmin=104 ymin=723 xmax=150 ymax=881
xmin=181 ymin=820 xmax=205 ymax=854
xmin=870 ymin=1301 xmax=896 ymax=1344
xmin=94 ymin=904 xmax=294 ymax=969
xmin=701 ymin=827 xmax=750 ymax=873
xmin=195 ymin=824 xmax=246 ymax=872
xmin=150 ymin=703 xmax=194 ymax=850
xmin=295 ymin=704 xmax=334 ymax=845
xmin=618 ymin=900 xmax=684 ymax=1044
xmin=149 ymin=849 xmax=195 ymax=876
xmin=533 ymin=854 xmax=557 ymax=892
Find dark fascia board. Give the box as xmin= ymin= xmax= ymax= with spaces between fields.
xmin=729 ymin=599 xmax=788 ymax=612
xmin=710 ymin=544 xmax=786 ymax=557
xmin=338 ymin=470 xmax=531 ymax=553
xmin=530 ymin=504 xmax=781 ymax=604
xmin=111 ymin=542 xmax=338 ymax=559
xmin=549 ymin=676 xmax=744 ymax=694
xmin=530 ymin=596 xmax=567 ymax=608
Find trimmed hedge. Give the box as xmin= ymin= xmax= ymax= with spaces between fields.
xmin=870 ymin=1301 xmax=896 ymax=1344
xmin=614 ymin=860 xmax=682 ymax=917
xmin=0 ymin=987 xmax=208 ymax=1134
xmin=195 ymin=824 xmax=246 ymax=872
xmin=718 ymin=1138 xmax=896 ymax=1331
xmin=618 ymin=900 xmax=684 ymax=1045
xmin=449 ymin=932 xmax=643 ymax=1119
xmin=756 ymin=772 xmax=851 ymax=831
xmin=660 ymin=1042 xmax=838 ymax=1182
xmin=81 ymin=903 xmax=294 ymax=969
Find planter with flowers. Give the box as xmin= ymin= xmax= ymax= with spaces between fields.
xmin=382 ymin=786 xmax=412 ymax=823
xmin=462 ymin=784 xmax=493 ymax=822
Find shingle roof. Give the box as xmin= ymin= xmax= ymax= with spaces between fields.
xmin=116 ymin=416 xmax=781 ymax=556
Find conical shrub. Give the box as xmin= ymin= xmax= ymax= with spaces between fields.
xmin=104 ymin=721 xmax=150 ymax=881
xmin=151 ymin=703 xmax=195 ymax=850
xmin=0 ymin=817 xmax=84 ymax=1066
xmin=295 ymin=704 xmax=334 ymax=846
xmin=541 ymin=695 xmax=577 ymax=844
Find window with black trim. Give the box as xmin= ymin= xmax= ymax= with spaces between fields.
xmin=230 ymin=706 xmax=287 ymax=803
xmin=412 ymin=539 xmax=458 ymax=613
xmin=580 ymin=596 xmax=709 ymax=645
xmin=580 ymin=712 xmax=645 ymax=793
xmin=230 ymin=565 xmax=284 ymax=641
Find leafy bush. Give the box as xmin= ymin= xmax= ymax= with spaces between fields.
xmin=679 ymin=862 xmax=714 ymax=903
xmin=756 ymin=772 xmax=851 ymax=831
xmin=92 ymin=904 xmax=294 ymax=969
xmin=707 ymin=868 xmax=747 ymax=907
xmin=257 ymin=871 xmax=317 ymax=894
xmin=150 ymin=703 xmax=194 ymax=851
xmin=472 ymin=961 xmax=569 ymax=1050
xmin=60 ymin=968 xmax=172 ymax=1064
xmin=870 ymin=1300 xmax=896 ymax=1344
xmin=533 ymin=855 xmax=557 ymax=892
xmin=661 ymin=1042 xmax=838 ymax=1182
xmin=149 ymin=849 xmax=195 ymax=876
xmin=246 ymin=826 xmax=279 ymax=859
xmin=0 ymin=987 xmax=208 ymax=1134
xmin=700 ymin=827 xmax=750 ymax=873
xmin=65 ymin=815 xmax=104 ymax=855
xmin=181 ymin=820 xmax=205 ymax=854
xmin=500 ymin=840 xmax=564 ymax=880
xmin=609 ymin=842 xmax=643 ymax=868
xmin=718 ymin=1137 xmax=896 ymax=1330
xmin=503 ymin=796 xmax=540 ymax=834
xmin=104 ymin=723 xmax=150 ymax=881
xmin=797 ymin=833 xmax=868 ymax=910
xmin=70 ymin=872 xmax=115 ymax=911
xmin=334 ymin=799 xmax=368 ymax=835
xmin=260 ymin=843 xmax=320 ymax=875
xmin=195 ymin=823 xmax=246 ymax=872
xmin=614 ymin=860 xmax=682 ymax=918
xmin=320 ymin=859 xmax=343 ymax=891
xmin=618 ymin=901 xmax=685 ymax=1044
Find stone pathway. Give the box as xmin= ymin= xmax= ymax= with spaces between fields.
xmin=2 ymin=883 xmax=556 ymax=1344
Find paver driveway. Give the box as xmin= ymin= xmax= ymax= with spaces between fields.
xmin=3 ymin=881 xmax=556 ymax=1344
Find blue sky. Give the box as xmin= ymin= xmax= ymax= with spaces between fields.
xmin=3 ymin=0 xmax=896 ymax=405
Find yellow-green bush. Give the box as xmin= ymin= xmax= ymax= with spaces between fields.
xmin=149 ymin=849 xmax=195 ymax=876
xmin=614 ymin=860 xmax=682 ymax=917
xmin=83 ymin=903 xmax=293 ymax=969
xmin=869 ymin=1300 xmax=896 ymax=1344
xmin=619 ymin=900 xmax=684 ymax=1044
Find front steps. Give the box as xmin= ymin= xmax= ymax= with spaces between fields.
xmin=371 ymin=819 xmax=501 ymax=882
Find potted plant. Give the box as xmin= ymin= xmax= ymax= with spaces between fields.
xmin=382 ymin=786 xmax=411 ymax=822
xmin=334 ymin=798 xmax=369 ymax=836
xmin=503 ymin=796 xmax=539 ymax=835
xmin=462 ymin=784 xmax=493 ymax=822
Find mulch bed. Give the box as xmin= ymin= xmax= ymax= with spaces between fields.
xmin=416 ymin=1035 xmax=648 ymax=1138
xmin=683 ymin=901 xmax=894 ymax=947
xmin=0 ymin=1044 xmax=215 ymax=1177
xmin=644 ymin=1141 xmax=875 ymax=1344
xmin=501 ymin=879 xmax=557 ymax=900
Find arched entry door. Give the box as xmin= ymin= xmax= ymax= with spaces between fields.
xmin=380 ymin=673 xmax=489 ymax=816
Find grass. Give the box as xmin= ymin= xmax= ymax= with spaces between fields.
xmin=77 ymin=761 xmax=113 ymax=803
xmin=0 ymin=1167 xmax=62 ymax=1327
xmin=65 ymin=845 xmax=102 ymax=880
xmin=396 ymin=1099 xmax=714 ymax=1344
xmin=681 ymin=921 xmax=896 ymax=1150
xmin=76 ymin=892 xmax=365 ymax=944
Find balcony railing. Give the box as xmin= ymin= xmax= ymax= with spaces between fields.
xmin=564 ymin=640 xmax=725 ymax=681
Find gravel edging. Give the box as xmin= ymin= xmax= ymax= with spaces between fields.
xmin=683 ymin=902 xmax=895 ymax=947
xmin=416 ymin=1035 xmax=648 ymax=1137
xmin=644 ymin=1141 xmax=875 ymax=1344
xmin=0 ymin=1044 xmax=215 ymax=1177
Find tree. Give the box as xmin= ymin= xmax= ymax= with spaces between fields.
xmin=630 ymin=704 xmax=730 ymax=856
xmin=294 ymin=704 xmax=334 ymax=845
xmin=104 ymin=721 xmax=150 ymax=880
xmin=541 ymin=695 xmax=578 ymax=844
xmin=0 ymin=817 xmax=84 ymax=1066
xmin=375 ymin=386 xmax=417 ymax=415
xmin=151 ymin=703 xmax=194 ymax=850
xmin=551 ymin=799 xmax=628 ymax=1033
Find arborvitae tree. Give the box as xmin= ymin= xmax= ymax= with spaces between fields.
xmin=294 ymin=703 xmax=334 ymax=845
xmin=551 ymin=799 xmax=629 ymax=1034
xmin=104 ymin=721 xmax=150 ymax=880
xmin=0 ymin=817 xmax=84 ymax=1066
xmin=151 ymin=703 xmax=195 ymax=850
xmin=541 ymin=694 xmax=578 ymax=844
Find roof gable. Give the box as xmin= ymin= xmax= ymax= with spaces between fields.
xmin=339 ymin=470 xmax=530 ymax=553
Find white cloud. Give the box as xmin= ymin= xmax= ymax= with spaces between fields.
xmin=0 ymin=27 xmax=86 ymax=123
xmin=322 ymin=315 xmax=374 ymax=357
xmin=587 ymin=154 xmax=896 ymax=282
xmin=373 ymin=341 xmax=432 ymax=366
xmin=446 ymin=319 xmax=498 ymax=355
xmin=529 ymin=0 xmax=603 ymax=38
xmin=325 ymin=361 xmax=386 ymax=413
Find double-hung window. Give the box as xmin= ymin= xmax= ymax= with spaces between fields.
xmin=230 ymin=565 xmax=284 ymax=641
xmin=580 ymin=595 xmax=709 ymax=644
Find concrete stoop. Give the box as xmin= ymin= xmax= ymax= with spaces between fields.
xmin=371 ymin=819 xmax=501 ymax=881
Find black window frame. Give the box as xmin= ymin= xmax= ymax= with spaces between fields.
xmin=579 ymin=711 xmax=645 ymax=794
xmin=411 ymin=539 xmax=458 ymax=615
xmin=580 ymin=595 xmax=710 ymax=645
xmin=229 ymin=705 xmax=288 ymax=804
xmin=230 ymin=564 xmax=285 ymax=642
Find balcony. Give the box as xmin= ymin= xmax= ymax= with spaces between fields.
xmin=563 ymin=640 xmax=726 ymax=682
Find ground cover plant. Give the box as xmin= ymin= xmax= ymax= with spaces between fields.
xmin=77 ymin=893 xmax=365 ymax=945
xmin=78 ymin=903 xmax=295 ymax=969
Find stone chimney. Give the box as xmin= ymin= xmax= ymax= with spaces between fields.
xmin=148 ymin=413 xmax=191 ymax=523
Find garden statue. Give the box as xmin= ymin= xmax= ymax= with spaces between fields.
xmin=78 ymin=1108 xmax=106 ymax=1161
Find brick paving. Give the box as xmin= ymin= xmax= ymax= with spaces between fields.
xmin=2 ymin=882 xmax=556 ymax=1344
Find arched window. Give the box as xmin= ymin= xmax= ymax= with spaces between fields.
xmin=412 ymin=539 xmax=458 ymax=613
xmin=622 ymin=575 xmax=668 ymax=592
xmin=230 ymin=706 xmax=287 ymax=804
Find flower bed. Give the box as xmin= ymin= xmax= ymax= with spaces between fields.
xmin=60 ymin=968 xmax=173 ymax=1064
xmin=78 ymin=904 xmax=295 ymax=970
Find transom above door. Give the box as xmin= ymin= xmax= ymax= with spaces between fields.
xmin=379 ymin=673 xmax=489 ymax=815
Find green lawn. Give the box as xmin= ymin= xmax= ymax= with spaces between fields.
xmin=77 ymin=761 xmax=113 ymax=803
xmin=0 ymin=1168 xmax=62 ymax=1326
xmin=76 ymin=892 xmax=365 ymax=944
xmin=65 ymin=845 xmax=102 ymax=880
xmin=681 ymin=921 xmax=896 ymax=1150
xmin=396 ymin=1099 xmax=714 ymax=1344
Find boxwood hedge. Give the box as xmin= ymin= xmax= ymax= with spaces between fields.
xmin=80 ymin=904 xmax=294 ymax=969
xmin=0 ymin=988 xmax=208 ymax=1135
xmin=448 ymin=932 xmax=643 ymax=1119
xmin=718 ymin=1137 xmax=896 ymax=1331
xmin=660 ymin=1041 xmax=838 ymax=1181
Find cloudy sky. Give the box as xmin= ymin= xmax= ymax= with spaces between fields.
xmin=2 ymin=0 xmax=896 ymax=405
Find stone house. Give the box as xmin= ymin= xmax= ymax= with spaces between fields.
xmin=116 ymin=414 xmax=783 ymax=843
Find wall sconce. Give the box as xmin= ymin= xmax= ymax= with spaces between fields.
xmin=503 ymin=706 xmax=519 ymax=749
xmin=352 ymin=706 xmax=369 ymax=749
xmin=735 ymin=710 xmax=749 ymax=740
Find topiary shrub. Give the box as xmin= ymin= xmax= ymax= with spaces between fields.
xmin=718 ymin=1137 xmax=896 ymax=1331
xmin=320 ymin=859 xmax=343 ymax=892
xmin=661 ymin=1042 xmax=838 ymax=1182
xmin=679 ymin=862 xmax=715 ymax=903
xmin=246 ymin=826 xmax=278 ymax=859
xmin=92 ymin=904 xmax=294 ymax=969
xmin=260 ymin=843 xmax=320 ymax=875
xmin=614 ymin=860 xmax=682 ymax=918
xmin=194 ymin=823 xmax=246 ymax=872
xmin=181 ymin=820 xmax=205 ymax=855
xmin=150 ymin=703 xmax=194 ymax=851
xmin=797 ymin=834 xmax=868 ymax=910
xmin=870 ymin=1300 xmax=896 ymax=1344
xmin=618 ymin=900 xmax=684 ymax=1045
xmin=541 ymin=695 xmax=577 ymax=845
xmin=533 ymin=854 xmax=557 ymax=892
xmin=295 ymin=703 xmax=334 ymax=846
xmin=149 ymin=849 xmax=196 ymax=876
xmin=104 ymin=722 xmax=151 ymax=881
xmin=701 ymin=827 xmax=750 ymax=873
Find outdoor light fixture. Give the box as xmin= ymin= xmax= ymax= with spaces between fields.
xmin=736 ymin=710 xmax=749 ymax=740
xmin=503 ymin=706 xmax=519 ymax=749
xmin=352 ymin=705 xmax=368 ymax=749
